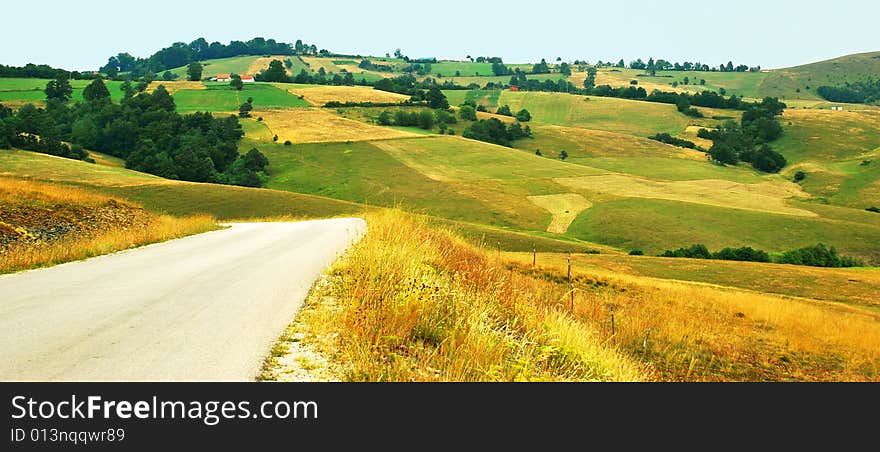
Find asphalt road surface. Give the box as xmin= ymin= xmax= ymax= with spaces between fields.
xmin=0 ymin=219 xmax=366 ymax=381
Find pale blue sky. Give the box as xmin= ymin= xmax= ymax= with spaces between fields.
xmin=2 ymin=0 xmax=877 ymax=70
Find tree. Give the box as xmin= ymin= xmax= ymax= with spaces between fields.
xmin=45 ymin=76 xmax=72 ymax=102
xmin=496 ymin=105 xmax=513 ymax=116
xmin=425 ymin=86 xmax=449 ymax=109
xmin=459 ymin=105 xmax=477 ymax=121
xmin=230 ymin=74 xmax=243 ymax=91
xmin=259 ymin=60 xmax=290 ymax=83
xmin=559 ymin=150 xmax=568 ymax=160
xmin=647 ymin=58 xmax=656 ymax=76
xmin=82 ymin=78 xmax=111 ymax=103
xmin=515 ymin=109 xmax=531 ymax=122
xmin=377 ymin=111 xmax=393 ymax=126
xmin=187 ymin=62 xmax=203 ymax=81
xmin=559 ymin=62 xmax=571 ymax=76
xmin=239 ymin=99 xmax=253 ymax=117
xmin=417 ymin=110 xmax=434 ymax=130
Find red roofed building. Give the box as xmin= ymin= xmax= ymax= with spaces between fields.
xmin=240 ymin=75 xmax=255 ymax=83
xmin=509 ymin=85 xmax=520 ymax=92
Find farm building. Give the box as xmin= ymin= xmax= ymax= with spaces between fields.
xmin=509 ymin=85 xmax=521 ymax=92
xmin=830 ymin=106 xmax=844 ymax=111
xmin=210 ymin=74 xmax=255 ymax=83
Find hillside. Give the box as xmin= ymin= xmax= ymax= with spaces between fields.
xmin=760 ymin=51 xmax=880 ymax=100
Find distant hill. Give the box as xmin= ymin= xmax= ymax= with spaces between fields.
xmin=759 ymin=51 xmax=880 ymax=100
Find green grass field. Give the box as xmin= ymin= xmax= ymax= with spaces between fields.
xmin=173 ymin=83 xmax=309 ymax=112
xmin=568 ymin=197 xmax=880 ymax=262
xmin=168 ymin=55 xmax=262 ymax=78
xmin=0 ymin=148 xmax=361 ymax=219
xmin=0 ymin=78 xmax=126 ymax=104
xmin=773 ymin=109 xmax=880 ymax=208
xmin=496 ymin=91 xmax=716 ymax=136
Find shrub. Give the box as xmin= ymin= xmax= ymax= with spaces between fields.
xmin=515 ymin=109 xmax=532 ymax=122
xmin=459 ymin=105 xmax=477 ymax=121
xmin=865 ymin=206 xmax=879 ymax=213
xmin=793 ymin=171 xmax=806 ymax=182
xmin=628 ymin=250 xmax=644 ymax=256
xmin=649 ymin=133 xmax=696 ymax=149
xmin=283 ymin=140 xmax=292 ymax=146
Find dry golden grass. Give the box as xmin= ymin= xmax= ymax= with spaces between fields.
xmin=87 ymin=151 xmax=126 ymax=168
xmin=527 ymin=193 xmax=593 ymax=233
xmin=285 ymin=85 xmax=410 ymax=106
xmin=539 ymin=124 xmax=707 ymax=160
xmin=0 ymin=178 xmax=217 ymax=273
xmin=258 ymin=108 xmax=419 ymax=143
xmin=293 ymin=209 xmax=647 ymax=382
xmin=1 ymin=215 xmax=217 ymax=274
xmin=506 ymin=252 xmax=880 ymax=381
xmin=0 ymin=177 xmax=111 ymax=206
xmin=555 ymin=174 xmax=816 ymax=217
xmin=592 ymin=69 xmax=687 ymax=93
xmin=147 ymin=81 xmax=206 ymax=94
xmin=288 ymin=209 xmax=879 ymax=381
xmin=681 ymin=125 xmax=716 ymax=149
xmin=245 ymin=56 xmax=292 ymax=76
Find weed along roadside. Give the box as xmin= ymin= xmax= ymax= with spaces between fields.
xmin=261 ymin=209 xmax=880 ymax=382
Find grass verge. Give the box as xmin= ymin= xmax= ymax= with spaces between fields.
xmin=0 ymin=178 xmax=217 ymax=274
xmin=279 ymin=209 xmax=879 ymax=381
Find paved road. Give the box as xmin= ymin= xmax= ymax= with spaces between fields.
xmin=0 ymin=219 xmax=366 ymax=381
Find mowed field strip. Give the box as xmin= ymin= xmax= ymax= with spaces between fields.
xmin=555 ymin=174 xmax=816 ymax=217
xmin=527 ymin=193 xmax=593 ymax=233
xmin=147 ymin=81 xmax=206 ymax=94
xmin=283 ymin=85 xmax=410 ymax=106
xmin=258 ymin=108 xmax=420 ymax=143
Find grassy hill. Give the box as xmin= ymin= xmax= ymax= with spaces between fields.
xmin=759 ymin=51 xmax=880 ymax=100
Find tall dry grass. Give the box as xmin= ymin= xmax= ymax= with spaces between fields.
xmin=295 ymin=209 xmax=880 ymax=382
xmin=506 ymin=259 xmax=880 ymax=381
xmin=298 ymin=209 xmax=647 ymax=382
xmin=0 ymin=178 xmax=217 ymax=273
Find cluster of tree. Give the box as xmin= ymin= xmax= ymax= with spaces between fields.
xmin=531 ymin=59 xmax=551 ymax=74
xmin=660 ymin=242 xmax=864 ymax=267
xmin=474 ymin=57 xmax=504 ymax=64
xmin=648 ymin=133 xmax=697 ymax=149
xmin=290 ymin=68 xmax=363 ymax=86
xmin=816 ymin=78 xmax=880 ymax=104
xmin=698 ymin=97 xmax=787 ymax=172
xmin=777 ymin=243 xmax=864 ymax=268
xmin=492 ymin=62 xmax=513 ymax=76
xmin=2 ymin=76 xmax=269 ymax=187
xmin=644 ymin=90 xmax=747 ymax=110
xmin=402 ymin=62 xmax=433 ymax=76
xmin=462 ymin=118 xmax=531 ymax=147
xmin=357 ymin=60 xmax=394 ymax=73
xmin=626 ymin=58 xmax=759 ymax=73
xmin=324 ymin=101 xmax=414 ymax=108
xmin=660 ymin=244 xmax=770 ymax=263
xmin=376 ymin=109 xmax=437 ymax=130
xmin=506 ymin=71 xmax=581 ymax=93
xmin=0 ymin=103 xmax=90 ymax=161
xmin=582 ymin=67 xmax=597 ymax=90
xmin=0 ymin=63 xmax=98 ymax=80
xmin=493 ymin=105 xmax=531 ymax=121
xmin=99 ymin=37 xmax=319 ymax=78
